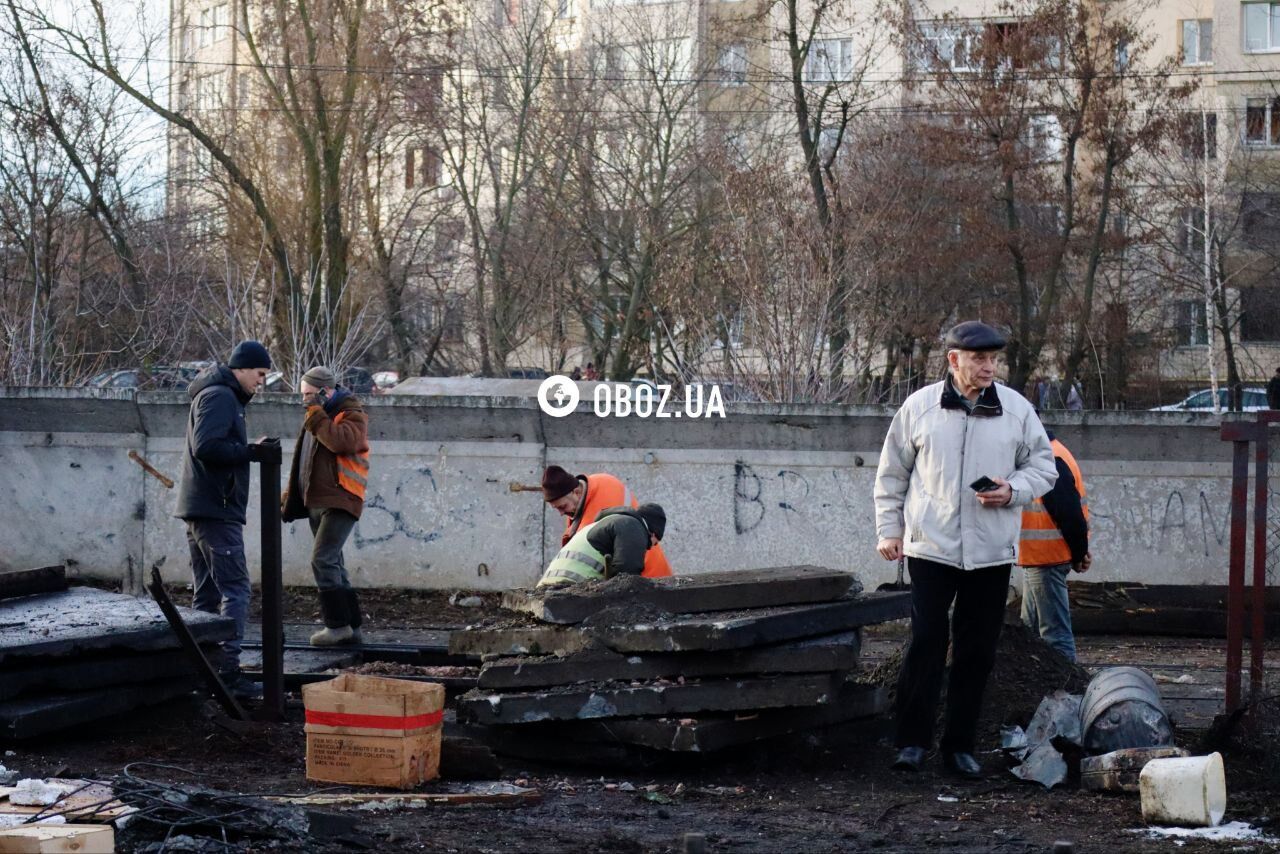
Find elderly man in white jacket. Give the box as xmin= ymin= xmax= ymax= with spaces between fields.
xmin=874 ymin=320 xmax=1057 ymax=779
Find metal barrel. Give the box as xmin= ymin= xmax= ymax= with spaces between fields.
xmin=1080 ymin=666 xmax=1173 ymax=754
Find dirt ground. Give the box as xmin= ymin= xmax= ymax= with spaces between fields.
xmin=11 ymin=586 xmax=1278 ymax=853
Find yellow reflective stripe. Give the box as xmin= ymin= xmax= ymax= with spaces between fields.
xmin=561 ymin=549 xmax=606 ymax=574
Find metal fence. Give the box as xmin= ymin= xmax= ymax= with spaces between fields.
xmin=1221 ymin=413 xmax=1280 ymax=710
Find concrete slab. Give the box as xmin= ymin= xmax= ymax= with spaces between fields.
xmin=449 ymin=625 xmax=598 ymax=658
xmin=501 ymin=567 xmax=863 ymax=625
xmin=557 ymin=683 xmax=888 ymax=752
xmin=243 ymin=624 xmax=470 ymax=665
xmin=477 ymin=631 xmax=861 ymax=690
xmin=0 ymin=587 xmax=234 ymax=663
xmin=238 ymin=648 xmax=360 ymax=674
xmin=0 ymin=679 xmax=196 ymax=738
xmin=587 ymin=593 xmax=910 ymax=653
xmin=457 ymin=672 xmax=842 ymax=725
xmin=0 ymin=648 xmax=197 ymax=700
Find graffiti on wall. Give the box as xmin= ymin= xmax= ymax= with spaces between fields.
xmin=353 ymin=466 xmax=442 ymax=548
xmin=732 ymin=459 xmax=1229 ymax=558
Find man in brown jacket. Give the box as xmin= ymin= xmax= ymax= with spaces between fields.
xmin=282 ymin=366 xmax=370 ymax=646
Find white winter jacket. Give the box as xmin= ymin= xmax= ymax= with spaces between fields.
xmin=874 ymin=377 xmax=1057 ymax=570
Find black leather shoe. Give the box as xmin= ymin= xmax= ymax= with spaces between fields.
xmin=891 ymin=746 xmax=926 ymax=772
xmin=943 ymin=752 xmax=982 ymax=779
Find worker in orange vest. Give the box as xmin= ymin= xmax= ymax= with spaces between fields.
xmin=540 ymin=465 xmax=673 ymax=578
xmin=1018 ymin=428 xmax=1090 ymax=662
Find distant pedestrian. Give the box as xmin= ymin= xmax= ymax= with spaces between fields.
xmin=569 ymin=366 xmax=583 ymax=382
xmin=874 ymin=321 xmax=1056 ymax=779
xmin=1065 ymin=382 xmax=1083 ymax=411
xmin=282 ymin=366 xmax=370 ymax=646
xmin=175 ymin=340 xmax=276 ymax=698
xmin=1268 ymin=367 xmax=1280 ymax=409
xmin=583 ymin=363 xmax=600 ymax=381
xmin=1019 ymin=423 xmax=1090 ymax=662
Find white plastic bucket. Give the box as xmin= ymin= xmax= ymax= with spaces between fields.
xmin=1139 ymin=752 xmax=1227 ymax=828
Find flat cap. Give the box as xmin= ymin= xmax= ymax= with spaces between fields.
xmin=944 ymin=320 xmax=1006 ymax=352
xmin=541 ymin=465 xmax=580 ymax=501
xmin=301 ymin=366 xmax=337 ymax=388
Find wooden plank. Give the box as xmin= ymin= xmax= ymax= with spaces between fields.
xmin=477 ymin=631 xmax=861 ymax=690
xmin=502 ymin=567 xmax=862 ymax=625
xmin=457 ymin=672 xmax=843 ymax=725
xmin=264 ymin=783 xmax=538 ymax=808
xmin=0 ymin=649 xmax=196 ymax=701
xmin=0 ymin=680 xmax=196 ymax=739
xmin=0 ymin=566 xmax=66 ymax=602
xmin=0 ymin=780 xmax=134 ymax=821
xmin=0 ymin=587 xmax=234 ymax=664
xmin=0 ymin=824 xmax=114 ymax=853
xmin=587 ymin=593 xmax=910 ymax=653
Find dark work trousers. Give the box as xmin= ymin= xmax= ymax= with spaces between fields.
xmin=186 ymin=519 xmax=251 ymax=675
xmin=308 ymin=507 xmax=359 ymax=628
xmin=894 ymin=556 xmax=1012 ymax=754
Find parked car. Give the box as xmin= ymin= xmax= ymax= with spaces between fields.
xmin=505 ymin=367 xmax=549 ymax=380
xmin=1151 ymin=387 xmax=1270 ymax=413
xmin=263 ymin=366 xmax=375 ymax=395
xmin=83 ymin=366 xmax=199 ymax=390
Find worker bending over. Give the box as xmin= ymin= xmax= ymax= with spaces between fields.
xmin=538 ymin=504 xmax=666 ymax=588
xmin=541 ymin=465 xmax=672 ymax=577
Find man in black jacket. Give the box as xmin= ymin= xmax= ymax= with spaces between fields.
xmin=537 ymin=504 xmax=665 ymax=587
xmin=175 ymin=340 xmax=275 ymax=693
xmin=1268 ymin=367 xmax=1280 ymax=410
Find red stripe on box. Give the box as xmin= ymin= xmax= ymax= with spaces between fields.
xmin=306 ymin=709 xmax=444 ymax=730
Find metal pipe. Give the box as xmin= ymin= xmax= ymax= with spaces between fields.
xmin=1225 ymin=438 xmax=1249 ymax=711
xmin=1251 ymin=417 xmax=1271 ymax=701
xmin=254 ymin=439 xmax=285 ymax=722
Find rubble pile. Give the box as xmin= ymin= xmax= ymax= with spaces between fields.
xmin=451 ymin=567 xmax=910 ymax=762
xmin=0 ymin=581 xmax=230 ymax=738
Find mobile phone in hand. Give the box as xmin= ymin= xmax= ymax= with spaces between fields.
xmin=969 ymin=476 xmax=999 ymax=493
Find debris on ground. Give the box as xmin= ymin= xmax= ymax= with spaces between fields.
xmin=1129 ymin=820 xmax=1277 ymax=843
xmin=344 ymin=662 xmax=477 ymax=679
xmin=454 ymin=568 xmax=906 ymax=761
xmin=1081 ymin=667 xmax=1174 ymax=755
xmin=264 ymin=782 xmax=540 ymax=809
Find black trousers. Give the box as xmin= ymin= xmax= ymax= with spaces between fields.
xmin=894 ymin=556 xmax=1011 ymax=754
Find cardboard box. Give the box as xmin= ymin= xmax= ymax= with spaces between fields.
xmin=302 ymin=673 xmax=445 ymax=789
xmin=0 ymin=824 xmax=114 ymax=853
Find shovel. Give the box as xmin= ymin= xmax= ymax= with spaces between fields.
xmin=877 ymin=555 xmax=908 ymax=591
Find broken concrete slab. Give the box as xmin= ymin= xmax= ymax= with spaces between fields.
xmin=449 ymin=625 xmax=598 ymax=658
xmin=586 ymin=593 xmax=910 ymax=653
xmin=0 ymin=648 xmax=198 ymax=701
xmin=477 ymin=631 xmax=861 ymax=690
xmin=0 ymin=587 xmax=234 ymax=663
xmin=0 ymin=679 xmax=197 ymax=739
xmin=502 ymin=566 xmax=862 ymax=625
xmin=457 ymin=672 xmax=842 ymax=726
xmin=0 ymin=565 xmax=66 ymax=601
xmin=553 ymin=683 xmax=888 ymax=752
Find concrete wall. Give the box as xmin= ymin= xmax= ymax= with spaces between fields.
xmin=0 ymin=388 xmax=1242 ymax=591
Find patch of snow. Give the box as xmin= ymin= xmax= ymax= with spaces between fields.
xmin=1130 ymin=821 xmax=1276 ymax=843
xmin=10 ymin=779 xmax=66 ymax=806
xmin=937 ymin=795 xmax=959 ymax=803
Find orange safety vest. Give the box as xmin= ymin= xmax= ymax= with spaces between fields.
xmin=332 ymin=411 xmax=370 ymax=501
xmin=1019 ymin=438 xmax=1088 ymax=567
xmin=564 ymin=472 xmax=673 ymax=578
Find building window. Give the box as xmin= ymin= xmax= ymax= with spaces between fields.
xmin=1179 ymin=206 xmax=1206 ymax=257
xmin=1243 ymin=3 xmax=1280 ymax=52
xmin=1240 ymin=285 xmax=1280 ymax=341
xmin=1178 ymin=113 xmax=1217 ymax=159
xmin=1175 ymin=300 xmax=1208 ymax=346
xmin=805 ymin=38 xmax=853 ymax=82
xmin=404 ymin=147 xmax=442 ymax=190
xmin=1181 ymin=19 xmax=1212 ymax=64
xmin=716 ymin=43 xmax=747 ymax=86
xmin=557 ymin=0 xmax=571 ymax=19
xmin=1023 ymin=114 xmax=1063 ymax=161
xmin=493 ymin=0 xmax=512 ymax=27
xmin=195 ymin=71 xmax=225 ymax=111
xmin=1242 ymin=192 xmax=1280 ymax=250
xmin=914 ymin=23 xmax=979 ymax=73
xmin=1245 ymin=97 xmax=1280 ymax=146
xmin=212 ymin=4 xmax=229 ymax=41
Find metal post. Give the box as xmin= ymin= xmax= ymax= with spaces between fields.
xmin=255 ymin=438 xmax=285 ymax=722
xmin=1225 ymin=437 xmax=1250 ymax=711
xmin=1251 ymin=419 xmax=1269 ymax=701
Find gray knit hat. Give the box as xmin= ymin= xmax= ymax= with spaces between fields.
xmin=300 ymin=366 xmax=337 ymax=389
